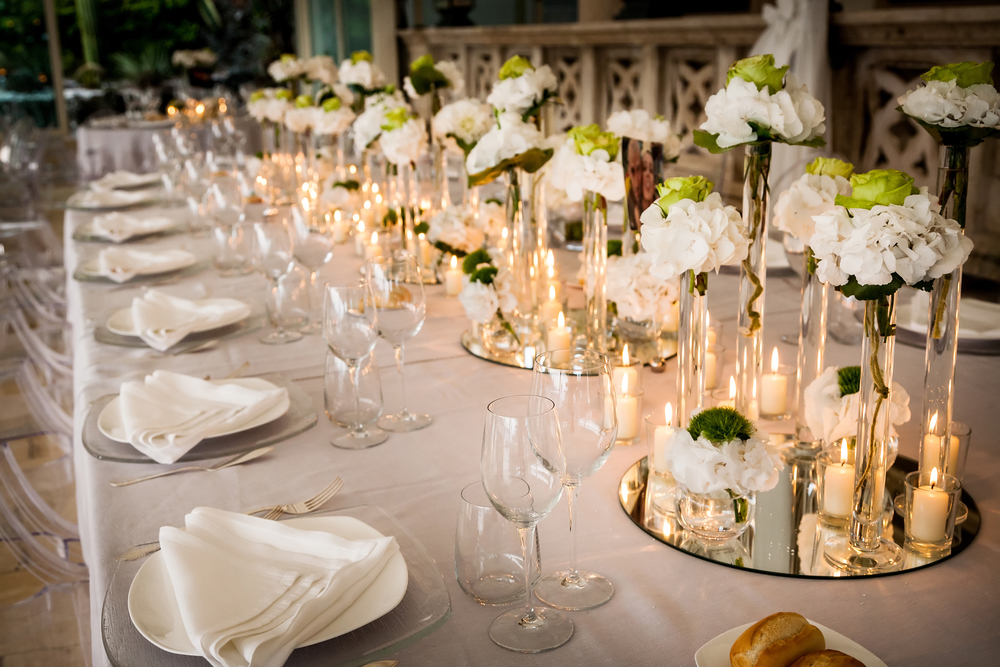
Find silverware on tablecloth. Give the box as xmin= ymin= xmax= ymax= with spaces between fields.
xmin=108 ymin=446 xmax=273 ymax=487
xmin=204 ymin=360 xmax=251 ymax=381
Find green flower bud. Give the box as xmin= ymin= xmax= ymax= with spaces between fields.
xmin=274 ymin=89 xmax=293 ymax=101
xmin=836 ymin=169 xmax=919 ymax=210
xmin=410 ymin=54 xmax=435 ymax=73
xmin=279 ymin=53 xmax=297 ymax=64
xmin=568 ymin=124 xmax=620 ymax=160
xmin=726 ymin=54 xmax=789 ymax=94
xmin=351 ymin=51 xmax=373 ymax=64
xmin=922 ymin=61 xmax=994 ymax=88
xmin=654 ymin=176 xmax=714 ymax=215
xmin=499 ymin=55 xmax=534 ymax=80
xmin=322 ymin=97 xmax=341 ymax=112
xmin=249 ymin=90 xmax=265 ymax=102
xmin=805 ymin=157 xmax=854 ymax=179
xmin=380 ymin=106 xmax=411 ymax=132
xmin=294 ymin=95 xmax=314 ymax=108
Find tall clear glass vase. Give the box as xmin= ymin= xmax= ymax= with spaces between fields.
xmin=825 ymin=294 xmax=903 ymax=574
xmin=676 ymin=271 xmax=708 ymax=428
xmin=919 ymin=145 xmax=970 ymax=476
xmin=435 ymin=143 xmax=452 ymax=210
xmin=735 ymin=143 xmax=772 ymax=421
xmin=582 ymin=190 xmax=608 ymax=351
xmin=503 ymin=168 xmax=546 ymax=337
xmin=794 ymin=248 xmax=829 ymax=448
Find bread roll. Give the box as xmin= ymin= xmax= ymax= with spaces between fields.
xmin=790 ymin=650 xmax=865 ymax=667
xmin=730 ymin=612 xmax=826 ymax=667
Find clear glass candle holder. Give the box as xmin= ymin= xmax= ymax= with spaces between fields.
xmin=645 ymin=413 xmax=676 ymax=515
xmin=759 ymin=363 xmax=795 ymax=420
xmin=920 ymin=421 xmax=972 ymax=483
xmin=904 ymin=470 xmax=961 ymax=557
xmin=611 ymin=355 xmax=643 ymax=397
xmin=817 ymin=447 xmax=856 ymax=529
xmin=704 ymin=343 xmax=725 ymax=392
xmin=710 ymin=386 xmax=735 ymax=409
xmin=675 ymin=486 xmax=755 ymax=541
xmin=614 ymin=389 xmax=644 ymax=445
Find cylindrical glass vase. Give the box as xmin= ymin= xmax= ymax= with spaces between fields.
xmin=435 ymin=143 xmax=452 ymax=211
xmin=503 ymin=168 xmax=545 ymax=336
xmin=735 ymin=143 xmax=772 ymax=421
xmin=676 ymin=270 xmax=708 ymax=428
xmin=582 ymin=190 xmax=608 ymax=351
xmin=794 ymin=248 xmax=829 ymax=448
xmin=621 ymin=137 xmax=665 ymax=256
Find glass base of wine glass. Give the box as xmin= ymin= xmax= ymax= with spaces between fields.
xmin=299 ymin=321 xmax=321 ymax=335
xmin=823 ymin=534 xmax=903 ymax=575
xmin=332 ymin=427 xmax=388 ymax=450
xmin=533 ymin=571 xmax=614 ymax=611
xmin=261 ymin=330 xmax=303 ymax=345
xmin=217 ymin=266 xmax=254 ymax=278
xmin=488 ymin=607 xmax=573 ymax=653
xmin=378 ymin=411 xmax=432 ymax=433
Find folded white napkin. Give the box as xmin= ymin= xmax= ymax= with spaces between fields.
xmin=96 ymin=247 xmax=195 ymax=283
xmin=160 ymin=507 xmax=399 ymax=667
xmin=90 ymin=170 xmax=163 ymax=191
xmin=119 ymin=371 xmax=287 ymax=463
xmin=68 ymin=188 xmax=155 ymax=209
xmin=91 ymin=212 xmax=176 ymax=243
xmin=131 ymin=290 xmax=250 ymax=351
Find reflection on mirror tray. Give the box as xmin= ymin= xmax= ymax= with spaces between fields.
xmin=619 ymin=455 xmax=979 ymax=579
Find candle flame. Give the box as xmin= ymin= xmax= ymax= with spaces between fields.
xmin=665 ymin=402 xmax=672 ymax=426
xmin=729 ymin=376 xmax=736 ymax=400
xmin=501 ymin=227 xmax=508 ymax=240
xmin=557 ymin=311 xmax=565 ymax=329
xmin=349 ymin=165 xmax=357 ymax=174
xmin=195 ymin=103 xmax=205 ymax=114
xmin=549 ymin=284 xmax=556 ymax=300
xmin=353 ymin=213 xmax=360 ymax=223
xmin=334 ymin=210 xmax=341 ymax=222
xmin=622 ymin=373 xmax=629 ymax=395
xmin=771 ymin=347 xmax=779 ymax=374
xmin=364 ymin=200 xmax=371 ymax=210
xmin=929 ymin=412 xmax=938 ymax=431
xmin=450 ymin=255 xmax=458 ymax=269
xmin=375 ymin=194 xmax=382 ymax=204
xmin=930 ymin=467 xmax=938 ymax=488
xmin=418 ymin=232 xmax=426 ymax=241
xmin=371 ymin=183 xmax=379 ymax=194
xmin=548 ymin=265 xmax=555 ymax=279
xmin=546 ymin=250 xmax=554 ymax=267
xmin=371 ymin=231 xmax=378 ymax=245
xmin=357 ymin=220 xmax=365 ymax=232
xmin=622 ymin=344 xmax=630 ymax=366
xmin=840 ymin=439 xmax=848 ymax=465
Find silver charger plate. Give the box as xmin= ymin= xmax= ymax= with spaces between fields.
xmin=93 ymin=313 xmax=264 ymax=354
xmin=102 ymin=505 xmax=452 ymax=667
xmin=81 ymin=373 xmax=317 ymax=463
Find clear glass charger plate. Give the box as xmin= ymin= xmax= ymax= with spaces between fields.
xmin=81 ymin=372 xmax=317 ymax=463
xmin=102 ymin=505 xmax=452 ymax=667
xmin=73 ymin=222 xmax=187 ymax=244
xmin=94 ymin=313 xmax=265 ymax=354
xmin=72 ymin=260 xmax=209 ymax=285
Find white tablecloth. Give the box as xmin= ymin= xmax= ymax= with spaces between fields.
xmin=64 ymin=207 xmax=1000 ymax=666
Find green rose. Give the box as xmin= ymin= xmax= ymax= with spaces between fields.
xmin=835 ymin=169 xmax=919 ymax=210
xmin=351 ymin=51 xmax=373 ymax=64
xmin=726 ymin=54 xmax=789 ymax=94
xmin=568 ymin=124 xmax=620 ymax=160
xmin=654 ymin=176 xmax=714 ymax=215
xmin=380 ymin=106 xmax=411 ymax=132
xmin=410 ymin=54 xmax=435 ymax=73
xmin=279 ymin=53 xmax=297 ymax=64
xmin=322 ymin=97 xmax=341 ymax=112
xmin=922 ymin=61 xmax=994 ymax=88
xmin=408 ymin=54 xmax=449 ymax=95
xmin=499 ymin=55 xmax=534 ymax=80
xmin=249 ymin=90 xmax=265 ymax=103
xmin=274 ymin=89 xmax=293 ymax=101
xmin=294 ymin=95 xmax=314 ymax=108
xmin=806 ymin=157 xmax=854 ymax=179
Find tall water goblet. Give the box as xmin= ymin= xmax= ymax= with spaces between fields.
xmin=253 ymin=214 xmax=302 ymax=344
xmin=206 ymin=179 xmax=251 ymax=276
xmin=323 ymin=283 xmax=387 ymax=448
xmin=365 ymin=254 xmax=431 ymax=432
xmin=292 ymin=207 xmax=335 ymax=334
xmin=481 ymin=395 xmax=572 ymax=653
xmin=530 ymin=349 xmax=618 ymax=610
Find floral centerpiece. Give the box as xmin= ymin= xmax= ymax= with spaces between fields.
xmin=486 ymin=55 xmax=558 ymax=125
xmin=248 ymin=88 xmax=294 ymax=124
xmin=421 ymin=206 xmax=486 ymax=258
xmin=457 ymin=248 xmax=520 ymax=353
xmin=606 ymin=252 xmax=678 ymax=325
xmin=339 ymin=51 xmax=388 ymax=113
xmin=897 ymin=60 xmax=999 ymax=472
xmin=666 ymin=407 xmax=784 ymax=539
xmin=804 ymin=365 xmax=910 ymax=447
xmin=352 ymin=91 xmax=409 ymax=153
xmin=377 ymin=107 xmax=427 ymax=237
xmin=431 ymin=99 xmax=493 ymax=209
xmin=267 ymin=54 xmax=306 ymax=84
xmin=311 ymin=91 xmax=356 ymax=136
xmin=403 ymin=54 xmax=464 ymax=114
xmin=695 ymin=54 xmax=826 ymax=419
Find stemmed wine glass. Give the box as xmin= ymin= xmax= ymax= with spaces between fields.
xmin=292 ymin=207 xmax=335 ymax=334
xmin=481 ymin=395 xmax=573 ymax=653
xmin=529 ymin=349 xmax=618 ymax=610
xmin=323 ymin=283 xmax=387 ymax=448
xmin=205 ymin=179 xmax=251 ymax=276
xmin=253 ymin=213 xmax=302 ymax=344
xmin=365 ymin=254 xmax=432 ymax=432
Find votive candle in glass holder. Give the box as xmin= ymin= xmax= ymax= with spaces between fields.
xmin=921 ymin=420 xmax=972 ymax=483
xmin=904 ymin=468 xmax=960 ymax=557
xmin=759 ymin=347 xmax=794 ymax=420
xmin=818 ymin=442 xmax=855 ymax=528
xmin=611 ymin=343 xmax=642 ymax=397
xmin=704 ymin=343 xmax=724 ymax=391
xmin=706 ymin=315 xmax=721 ymax=347
xmin=614 ymin=387 xmax=643 ymax=445
xmin=711 ymin=375 xmax=736 ymax=408
xmin=645 ymin=403 xmax=676 ymax=515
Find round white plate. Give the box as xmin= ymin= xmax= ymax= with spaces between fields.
xmin=78 ymin=252 xmax=197 ymax=278
xmin=695 ymin=618 xmax=886 ymax=667
xmin=127 ymin=515 xmax=408 ymax=655
xmin=105 ymin=300 xmax=252 ymax=337
xmin=897 ymin=299 xmax=1000 ymax=342
xmin=97 ymin=377 xmax=290 ymax=443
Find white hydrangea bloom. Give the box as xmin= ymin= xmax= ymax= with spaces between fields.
xmin=803 ymin=366 xmax=912 ymax=445
xmin=352 ymin=98 xmax=406 ymax=149
xmin=773 ymin=172 xmax=851 ymax=243
xmin=458 ymin=280 xmax=498 ymax=324
xmin=606 ymin=252 xmax=679 ymax=323
xmin=606 ymin=109 xmax=681 ymax=160
xmin=267 ymin=57 xmax=305 ymax=83
xmin=486 ymin=65 xmax=558 ymax=117
xmin=313 ymin=107 xmax=356 ymax=136
xmin=465 ymin=112 xmax=544 ymax=176
xmin=667 ymin=428 xmax=784 ymax=495
xmin=435 ymin=60 xmax=465 ymax=96
xmin=283 ymin=107 xmax=321 ymax=133
xmin=546 ymin=140 xmax=625 ymax=203
xmin=380 ymin=118 xmax=427 ymax=166
xmin=432 ymin=99 xmax=493 ymax=148
xmin=338 ymin=59 xmax=385 ymax=89
xmin=899 ymin=79 xmax=1000 ymax=129
xmin=427 ymin=206 xmax=485 ymax=254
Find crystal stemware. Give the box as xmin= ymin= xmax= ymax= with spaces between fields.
xmin=205 ymin=180 xmax=251 ymax=276
xmin=481 ymin=395 xmax=572 ymax=653
xmin=365 ymin=254 xmax=431 ymax=432
xmin=292 ymin=207 xmax=335 ymax=334
xmin=323 ymin=283 xmax=387 ymax=449
xmin=530 ymin=349 xmax=618 ymax=610
xmin=253 ymin=213 xmax=302 ymax=344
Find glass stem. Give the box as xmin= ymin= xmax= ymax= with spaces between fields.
xmin=309 ymin=268 xmax=320 ymax=327
xmin=394 ymin=343 xmax=409 ymax=417
xmin=271 ymin=280 xmax=285 ymax=336
xmin=517 ymin=524 xmax=541 ymax=625
xmin=564 ymin=482 xmax=582 ymax=584
xmin=347 ymin=359 xmax=363 ymax=432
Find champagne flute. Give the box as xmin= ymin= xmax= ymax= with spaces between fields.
xmin=292 ymin=206 xmax=335 ymax=334
xmin=323 ymin=283 xmax=387 ymax=448
xmin=530 ymin=349 xmax=618 ymax=610
xmin=365 ymin=254 xmax=431 ymax=432
xmin=253 ymin=213 xmax=302 ymax=344
xmin=481 ymin=395 xmax=572 ymax=653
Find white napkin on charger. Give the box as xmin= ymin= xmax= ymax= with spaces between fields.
xmin=91 ymin=212 xmax=176 ymax=243
xmin=90 ymin=170 xmax=163 ymax=191
xmin=68 ymin=188 xmax=155 ymax=209
xmin=119 ymin=371 xmax=287 ymax=463
xmin=131 ymin=290 xmax=250 ymax=351
xmin=160 ymin=507 xmax=399 ymax=667
xmin=96 ymin=247 xmax=195 ymax=283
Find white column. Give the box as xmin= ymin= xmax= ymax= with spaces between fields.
xmin=640 ymin=44 xmax=658 ymax=115
xmin=295 ymin=0 xmax=313 ymax=57
xmin=371 ymin=0 xmax=399 ymax=84
xmin=42 ymin=0 xmax=67 ymax=133
xmin=580 ymin=46 xmax=596 ymax=125
xmin=578 ymin=0 xmax=620 ymax=22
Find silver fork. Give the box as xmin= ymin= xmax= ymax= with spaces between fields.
xmin=252 ymin=478 xmax=344 ymax=520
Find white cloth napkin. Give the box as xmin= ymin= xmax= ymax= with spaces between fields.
xmin=159 ymin=507 xmax=399 ymax=667
xmin=90 ymin=170 xmax=163 ymax=191
xmin=119 ymin=371 xmax=287 ymax=463
xmin=131 ymin=290 xmax=250 ymax=351
xmin=90 ymin=212 xmax=176 ymax=243
xmin=96 ymin=247 xmax=195 ymax=283
xmin=68 ymin=188 xmax=155 ymax=209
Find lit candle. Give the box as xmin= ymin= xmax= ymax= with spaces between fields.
xmin=547 ymin=311 xmax=572 ymax=363
xmin=540 ymin=284 xmax=563 ymax=324
xmin=522 ymin=345 xmax=536 ymax=369
xmin=705 ymin=348 xmax=718 ymax=390
xmin=760 ymin=347 xmax=788 ymax=416
xmin=364 ymin=231 xmax=382 ymax=260
xmin=355 ymin=221 xmax=367 ymax=256
xmin=419 ymin=233 xmax=433 ymax=267
xmin=910 ymin=468 xmax=950 ymax=542
xmin=661 ymin=300 xmax=679 ymax=333
xmin=445 ymin=255 xmax=463 ymax=297
xmin=823 ymin=439 xmax=855 ymax=518
xmin=651 ymin=403 xmax=674 ymax=473
xmin=706 ymin=313 xmax=717 ymax=346
xmin=332 ymin=220 xmax=348 ymax=244
xmin=612 ymin=344 xmax=639 ymax=396
xmin=616 ymin=374 xmax=638 ymax=441
xmin=921 ymin=412 xmax=960 ymax=475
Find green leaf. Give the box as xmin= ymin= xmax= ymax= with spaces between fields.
xmin=607 ymin=239 xmax=622 ymax=256
xmin=837 ymin=366 xmax=861 ymax=396
xmin=383 ymin=209 xmax=398 ymax=226
xmin=693 ymin=130 xmax=731 ymax=154
xmin=331 ymin=180 xmax=359 ymax=190
xmin=836 ymin=274 xmax=905 ymax=300
xmin=467 ymin=148 xmax=554 ymax=187
xmin=922 ymin=61 xmax=994 ymax=87
xmin=687 ymin=407 xmax=756 ymax=443
xmin=485 ymin=197 xmax=503 ymax=206
xmin=462 ymin=248 xmax=492 ymax=274
xmin=413 ymin=222 xmax=429 ymax=235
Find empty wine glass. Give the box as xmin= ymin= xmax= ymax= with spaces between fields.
xmin=366 ymin=254 xmax=431 ymax=432
xmin=253 ymin=213 xmax=302 ymax=344
xmin=481 ymin=395 xmax=572 ymax=653
xmin=323 ymin=283 xmax=387 ymax=448
xmin=206 ymin=179 xmax=251 ymax=276
xmin=530 ymin=349 xmax=618 ymax=611
xmin=292 ymin=207 xmax=335 ymax=334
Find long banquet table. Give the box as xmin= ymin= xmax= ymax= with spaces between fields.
xmin=64 ymin=204 xmax=1000 ymax=666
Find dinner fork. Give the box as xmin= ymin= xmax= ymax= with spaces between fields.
xmin=109 ymin=446 xmax=273 ymax=487
xmin=251 ymin=477 xmax=344 ymax=520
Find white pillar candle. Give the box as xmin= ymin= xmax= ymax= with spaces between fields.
xmin=540 ymin=284 xmax=563 ymax=324
xmin=705 ymin=350 xmax=718 ymax=390
xmin=547 ymin=311 xmax=572 ymax=364
xmin=419 ymin=234 xmax=433 ymax=267
xmin=760 ymin=347 xmax=787 ymax=416
xmin=611 ymin=344 xmax=639 ymax=397
xmin=823 ymin=442 xmax=855 ymax=517
xmin=651 ymin=404 xmax=674 ymax=473
xmin=332 ymin=221 xmax=348 ymax=244
xmin=354 ymin=222 xmax=367 ymax=257
xmin=444 ymin=256 xmax=463 ymax=297
xmin=616 ymin=394 xmax=637 ymax=440
xmin=910 ymin=470 xmax=950 ymax=542
xmin=364 ymin=231 xmax=382 ymax=260
xmin=660 ymin=300 xmax=679 ymax=333
xmin=706 ymin=314 xmax=717 ymax=345
xmin=921 ymin=433 xmax=960 ymax=475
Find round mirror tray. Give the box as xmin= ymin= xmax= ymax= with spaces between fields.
xmin=619 ymin=455 xmax=979 ymax=579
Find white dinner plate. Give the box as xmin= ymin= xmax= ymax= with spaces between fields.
xmin=695 ymin=619 xmax=886 ymax=667
xmin=77 ymin=252 xmax=197 ymax=279
xmin=91 ymin=172 xmax=164 ymax=191
xmin=97 ymin=377 xmax=291 ymax=444
xmin=104 ymin=300 xmax=253 ymax=337
xmin=80 ymin=217 xmax=182 ymax=242
xmin=127 ymin=515 xmax=409 ymax=655
xmin=897 ymin=298 xmax=1000 ymax=341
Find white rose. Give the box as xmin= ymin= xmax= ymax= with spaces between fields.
xmin=486 ymin=65 xmax=557 ymax=116
xmin=773 ymin=172 xmax=851 ymax=243
xmin=465 ymin=112 xmax=544 ymax=176
xmin=380 ymin=118 xmax=428 ymax=166
xmin=313 ymin=107 xmax=356 ymax=135
xmin=283 ymin=107 xmax=321 ymax=133
xmin=458 ymin=280 xmax=498 ymax=324
xmin=303 ymin=55 xmax=339 ymax=85
xmin=268 ymin=57 xmax=305 ymax=82
xmin=339 ymin=59 xmax=385 ymax=89
xmin=804 ymin=366 xmax=913 ymax=444
xmin=606 ymin=109 xmax=679 ymax=159
xmin=432 ymin=99 xmax=493 ymax=148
